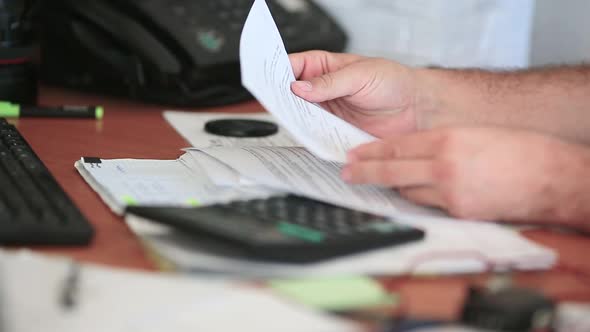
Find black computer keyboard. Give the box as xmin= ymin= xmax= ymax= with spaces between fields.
xmin=127 ymin=195 xmax=424 ymax=263
xmin=0 ymin=118 xmax=93 ymax=245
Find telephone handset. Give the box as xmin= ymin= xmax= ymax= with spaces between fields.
xmin=34 ymin=0 xmax=347 ymax=107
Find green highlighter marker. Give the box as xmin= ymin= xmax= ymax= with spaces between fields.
xmin=0 ymin=101 xmax=104 ymax=119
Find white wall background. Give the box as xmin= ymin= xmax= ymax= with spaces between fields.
xmin=315 ymin=0 xmax=590 ymax=69
xmin=315 ymin=0 xmax=535 ymax=69
xmin=530 ymin=0 xmax=590 ymax=66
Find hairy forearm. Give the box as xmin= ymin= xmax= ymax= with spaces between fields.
xmin=533 ymin=145 xmax=590 ymax=233
xmin=415 ymin=65 xmax=590 ymax=143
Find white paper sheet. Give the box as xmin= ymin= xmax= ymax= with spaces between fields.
xmin=196 ymin=146 xmax=441 ymax=218
xmin=555 ymin=303 xmax=590 ymax=332
xmin=240 ymin=0 xmax=376 ymax=162
xmin=1 ymin=250 xmax=359 ymax=332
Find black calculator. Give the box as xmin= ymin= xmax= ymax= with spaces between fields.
xmin=126 ymin=195 xmax=424 ymax=263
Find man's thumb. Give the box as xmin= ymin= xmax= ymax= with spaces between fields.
xmin=291 ymin=68 xmax=361 ymax=103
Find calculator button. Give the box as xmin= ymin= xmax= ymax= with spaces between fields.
xmin=277 ymin=221 xmax=324 ymax=243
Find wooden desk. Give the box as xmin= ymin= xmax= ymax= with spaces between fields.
xmin=13 ymin=86 xmax=590 ymax=321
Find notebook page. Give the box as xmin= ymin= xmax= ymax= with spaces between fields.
xmin=75 ymin=155 xmax=277 ymax=214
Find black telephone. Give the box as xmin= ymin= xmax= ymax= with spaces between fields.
xmin=33 ymin=0 xmax=347 ymax=107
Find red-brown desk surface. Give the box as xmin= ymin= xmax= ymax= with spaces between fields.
xmin=9 ymin=86 xmax=590 ymax=321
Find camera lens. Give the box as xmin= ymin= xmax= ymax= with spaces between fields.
xmin=0 ymin=0 xmax=37 ymax=105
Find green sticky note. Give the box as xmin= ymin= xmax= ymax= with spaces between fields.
xmin=269 ymin=276 xmax=397 ymax=312
xmin=121 ymin=195 xmax=138 ymax=205
xmin=186 ymin=198 xmax=200 ymax=206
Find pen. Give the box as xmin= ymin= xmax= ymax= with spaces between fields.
xmin=0 ymin=101 xmax=104 ymax=119
xmin=60 ymin=261 xmax=80 ymax=310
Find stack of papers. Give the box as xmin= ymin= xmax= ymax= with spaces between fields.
xmin=75 ymin=0 xmax=557 ymax=277
xmin=76 ymin=140 xmax=556 ymax=277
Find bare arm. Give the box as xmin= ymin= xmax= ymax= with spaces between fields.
xmin=415 ymin=65 xmax=590 ymax=143
xmin=290 ymin=51 xmax=590 ymax=228
xmin=290 ymin=51 xmax=590 ymax=142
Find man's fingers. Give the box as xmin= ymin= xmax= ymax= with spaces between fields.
xmin=341 ymin=160 xmax=435 ymax=187
xmin=340 ymin=158 xmax=446 ymax=209
xmin=347 ymin=140 xmax=400 ymax=163
xmin=399 ymin=187 xmax=445 ymax=209
xmin=291 ymin=64 xmax=373 ymax=103
xmin=348 ymin=130 xmax=450 ymax=161
xmin=289 ymin=51 xmax=362 ymax=80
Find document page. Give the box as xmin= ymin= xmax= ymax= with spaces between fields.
xmin=240 ymin=0 xmax=376 ymax=162
xmin=198 ymin=146 xmax=440 ymax=218
xmin=75 ymin=154 xmax=277 ymax=214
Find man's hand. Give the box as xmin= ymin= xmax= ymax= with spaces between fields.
xmin=291 ymin=51 xmax=590 ymax=143
xmin=289 ymin=51 xmax=422 ymax=138
xmin=342 ymin=127 xmax=590 ymax=230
